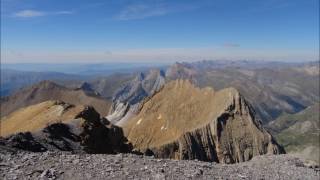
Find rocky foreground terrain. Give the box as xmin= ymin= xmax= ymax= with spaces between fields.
xmin=0 ymin=148 xmax=319 ymax=180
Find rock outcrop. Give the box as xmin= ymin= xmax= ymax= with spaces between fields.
xmin=75 ymin=82 xmax=100 ymax=96
xmin=107 ymin=69 xmax=165 ymax=124
xmin=122 ymin=80 xmax=284 ymax=163
xmin=1 ymin=100 xmax=84 ymax=137
xmin=0 ymin=105 xmax=132 ymax=154
xmin=75 ymin=106 xmax=132 ymax=153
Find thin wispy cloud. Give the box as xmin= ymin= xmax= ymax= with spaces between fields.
xmin=115 ymin=4 xmax=168 ymax=20
xmin=14 ymin=10 xmax=45 ymax=18
xmin=114 ymin=1 xmax=203 ymax=21
xmin=53 ymin=11 xmax=74 ymax=15
xmin=13 ymin=9 xmax=74 ymax=18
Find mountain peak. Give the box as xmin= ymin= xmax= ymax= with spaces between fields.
xmin=35 ymin=80 xmax=63 ymax=89
xmin=107 ymin=69 xmax=166 ymax=124
xmin=122 ymin=80 xmax=283 ymax=163
xmin=166 ymin=63 xmax=198 ymax=81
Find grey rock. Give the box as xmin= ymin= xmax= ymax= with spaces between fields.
xmin=1 ymin=150 xmax=318 ymax=180
xmin=107 ymin=69 xmax=165 ymax=124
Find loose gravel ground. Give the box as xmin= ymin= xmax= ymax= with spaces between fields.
xmin=0 ymin=150 xmax=319 ymax=180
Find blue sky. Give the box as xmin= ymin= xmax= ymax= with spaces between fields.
xmin=1 ymin=0 xmax=319 ymax=63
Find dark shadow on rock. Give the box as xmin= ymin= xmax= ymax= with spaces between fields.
xmin=1 ymin=106 xmax=133 ymax=154
xmin=1 ymin=132 xmax=47 ymax=152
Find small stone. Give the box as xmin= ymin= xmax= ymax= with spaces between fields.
xmin=72 ymin=159 xmax=80 ymax=164
xmin=197 ymin=169 xmax=203 ymax=175
xmin=85 ymin=173 xmax=92 ymax=179
xmin=40 ymin=168 xmax=56 ymax=179
xmin=153 ymin=173 xmax=166 ymax=180
xmin=237 ymin=174 xmax=247 ymax=179
xmin=159 ymin=168 xmax=165 ymax=173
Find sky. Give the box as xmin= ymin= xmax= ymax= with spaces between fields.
xmin=1 ymin=0 xmax=319 ymax=63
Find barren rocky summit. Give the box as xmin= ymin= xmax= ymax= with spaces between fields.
xmin=123 ymin=80 xmax=283 ymax=162
xmin=0 ymin=149 xmax=319 ymax=180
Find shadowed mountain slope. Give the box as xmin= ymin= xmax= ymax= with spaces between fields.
xmin=267 ymin=103 xmax=320 ymax=164
xmin=0 ymin=105 xmax=132 ymax=154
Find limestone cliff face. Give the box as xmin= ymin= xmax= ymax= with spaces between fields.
xmin=122 ymin=80 xmax=284 ymax=163
xmin=107 ymin=69 xmax=165 ymax=125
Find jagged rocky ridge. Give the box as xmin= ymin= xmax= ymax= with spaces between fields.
xmin=107 ymin=69 xmax=165 ymax=124
xmin=122 ymin=80 xmax=284 ymax=163
xmin=0 ymin=106 xmax=132 ymax=154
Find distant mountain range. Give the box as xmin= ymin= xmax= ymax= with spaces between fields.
xmin=0 ymin=69 xmax=86 ymax=97
xmin=1 ymin=63 xmax=167 ymax=75
xmin=2 ymin=60 xmax=318 ymax=123
xmin=1 ymin=60 xmax=318 ymax=164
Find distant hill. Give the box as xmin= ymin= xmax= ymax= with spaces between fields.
xmin=179 ymin=60 xmax=319 ymax=70
xmin=1 ymin=68 xmax=138 ymax=100
xmin=0 ymin=68 xmax=148 ymax=98
xmin=267 ymin=103 xmax=320 ymax=164
xmin=0 ymin=69 xmax=85 ymax=97
xmin=1 ymin=63 xmax=167 ymax=76
xmin=0 ymin=81 xmax=111 ymax=117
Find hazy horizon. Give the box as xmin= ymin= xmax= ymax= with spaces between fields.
xmin=1 ymin=59 xmax=319 ymax=65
